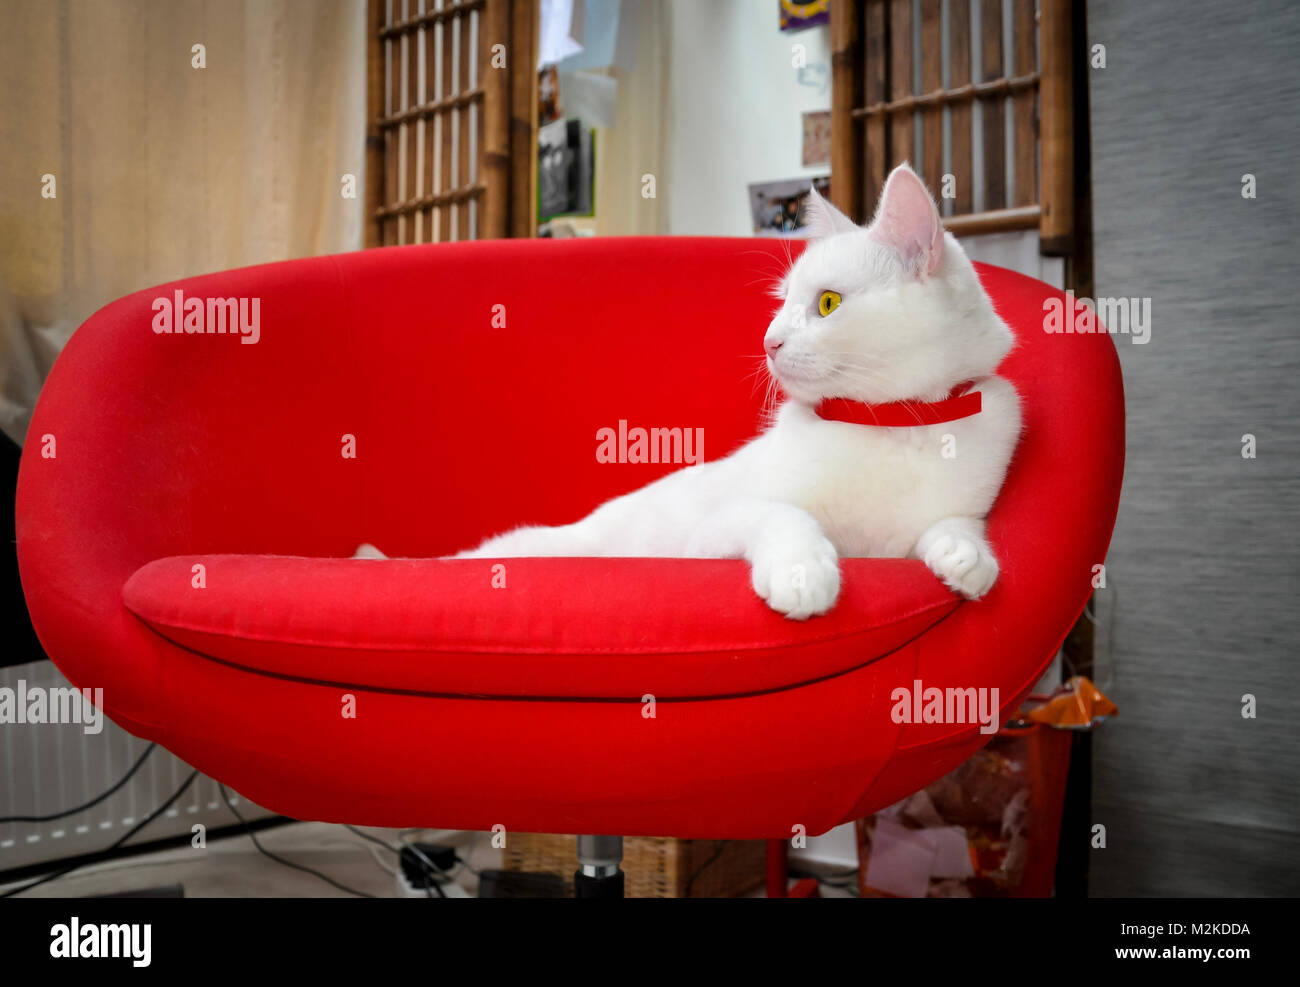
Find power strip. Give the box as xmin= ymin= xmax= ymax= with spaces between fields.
xmin=395 ymin=869 xmax=471 ymax=898
xmin=394 ymin=843 xmax=470 ymax=898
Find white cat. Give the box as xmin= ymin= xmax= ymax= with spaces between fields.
xmin=360 ymin=163 xmax=1021 ymax=620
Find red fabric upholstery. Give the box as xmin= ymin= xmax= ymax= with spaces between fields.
xmin=123 ymin=555 xmax=957 ymax=699
xmin=16 ymin=238 xmax=1124 ymax=838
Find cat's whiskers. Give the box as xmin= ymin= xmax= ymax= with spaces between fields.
xmin=767 ymin=382 xmax=784 ymax=424
xmin=760 ymin=366 xmax=785 ymax=424
xmin=740 ymin=356 xmax=774 ymax=400
xmin=740 ymin=249 xmax=796 ymax=300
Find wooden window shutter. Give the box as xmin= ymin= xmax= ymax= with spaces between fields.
xmin=365 ymin=0 xmax=539 ymax=246
xmin=831 ymin=0 xmax=1075 ymax=253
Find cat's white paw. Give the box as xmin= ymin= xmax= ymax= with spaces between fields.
xmin=750 ymin=534 xmax=841 ymax=620
xmin=918 ymin=525 xmax=998 ymax=599
xmin=352 ymin=542 xmax=387 ymax=560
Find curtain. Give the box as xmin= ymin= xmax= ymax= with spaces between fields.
xmin=589 ymin=0 xmax=668 ymax=236
xmin=0 ymin=0 xmax=366 ymax=445
xmin=1087 ymin=0 xmax=1300 ymax=895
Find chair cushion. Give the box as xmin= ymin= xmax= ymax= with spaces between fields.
xmin=122 ymin=554 xmax=959 ymax=699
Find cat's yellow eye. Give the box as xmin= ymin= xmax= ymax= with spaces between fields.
xmin=818 ymin=290 xmax=842 ymax=317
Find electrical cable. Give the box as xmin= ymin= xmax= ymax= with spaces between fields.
xmin=395 ymin=829 xmax=479 ymax=878
xmin=395 ymin=821 xmax=478 ymax=873
xmin=395 ymin=827 xmax=478 ymax=871
xmin=0 ymin=742 xmax=157 ymax=824
xmin=345 ymin=824 xmax=446 ymax=898
xmin=218 ymin=784 xmax=375 ymax=898
xmin=451 ymin=830 xmax=479 ymax=876
xmin=344 ymin=824 xmax=429 ymax=897
xmin=345 ymin=824 xmax=399 ymax=853
xmin=365 ymin=842 xmax=397 ymax=877
xmin=1 ymin=767 xmax=197 ymax=898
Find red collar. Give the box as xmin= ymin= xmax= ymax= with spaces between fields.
xmin=814 ymin=381 xmax=982 ymax=427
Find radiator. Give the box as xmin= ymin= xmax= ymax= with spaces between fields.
xmin=1 ymin=659 xmax=272 ymax=876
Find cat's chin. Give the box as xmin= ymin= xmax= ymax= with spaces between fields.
xmin=773 ymin=381 xmax=826 ymax=406
xmin=769 ymin=367 xmax=827 ymax=405
xmin=775 ymin=377 xmax=868 ymax=407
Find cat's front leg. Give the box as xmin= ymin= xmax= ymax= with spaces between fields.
xmin=689 ymin=500 xmax=841 ymax=620
xmin=750 ymin=525 xmax=841 ymax=620
xmin=913 ymin=516 xmax=998 ymax=599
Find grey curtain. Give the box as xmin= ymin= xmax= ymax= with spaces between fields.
xmin=1088 ymin=0 xmax=1300 ymax=895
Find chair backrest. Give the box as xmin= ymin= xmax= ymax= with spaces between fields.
xmin=19 ymin=235 xmax=1123 ymax=611
xmin=349 ymin=238 xmax=802 ymax=555
xmin=341 ymin=238 xmax=1124 ymax=579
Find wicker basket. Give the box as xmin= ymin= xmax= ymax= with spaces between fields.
xmin=503 ymin=834 xmax=766 ymax=898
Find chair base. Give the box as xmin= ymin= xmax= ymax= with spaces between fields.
xmin=573 ymin=835 xmax=624 ymax=899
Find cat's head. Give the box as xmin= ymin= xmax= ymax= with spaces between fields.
xmin=763 ymin=163 xmax=1014 ymax=406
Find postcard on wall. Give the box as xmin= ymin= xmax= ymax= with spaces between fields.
xmin=802 ymin=110 xmax=831 ymax=166
xmin=748 ymin=175 xmax=831 ymax=237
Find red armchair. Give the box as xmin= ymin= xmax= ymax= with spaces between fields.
xmin=16 ymin=238 xmax=1123 ymax=844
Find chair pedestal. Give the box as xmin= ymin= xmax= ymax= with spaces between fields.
xmin=573 ymin=835 xmax=624 ymax=898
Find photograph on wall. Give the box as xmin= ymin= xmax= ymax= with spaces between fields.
xmin=538 ymin=117 xmax=595 ymax=222
xmin=748 ymin=174 xmax=831 ymax=236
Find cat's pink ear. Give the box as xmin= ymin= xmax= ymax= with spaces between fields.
xmin=800 ymin=185 xmax=859 ymax=239
xmin=869 ymin=164 xmax=944 ymax=278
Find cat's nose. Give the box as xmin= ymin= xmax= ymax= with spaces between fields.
xmin=765 ymin=339 xmax=784 ymax=358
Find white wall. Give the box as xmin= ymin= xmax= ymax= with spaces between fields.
xmin=664 ymin=1 xmax=831 ymax=236
xmin=657 ymin=2 xmax=1062 ymax=287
